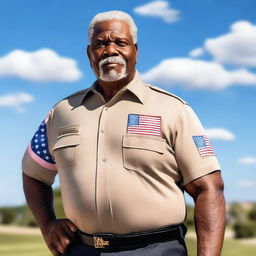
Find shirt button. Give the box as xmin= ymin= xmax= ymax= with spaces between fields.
xmin=102 ymin=158 xmax=106 ymax=163
xmin=101 ymin=130 xmax=104 ymax=134
xmin=105 ymin=108 xmax=108 ymax=111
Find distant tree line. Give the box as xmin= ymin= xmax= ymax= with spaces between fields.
xmin=184 ymin=202 xmax=256 ymax=238
xmin=227 ymin=202 xmax=256 ymax=238
xmin=0 ymin=188 xmax=65 ymax=226
xmin=1 ymin=190 xmax=256 ymax=238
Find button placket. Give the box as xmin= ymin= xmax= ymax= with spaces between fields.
xmin=97 ymin=106 xmax=109 ymax=167
xmin=95 ymin=105 xmax=110 ymax=228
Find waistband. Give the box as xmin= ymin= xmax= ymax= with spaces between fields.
xmin=78 ymin=224 xmax=187 ymax=251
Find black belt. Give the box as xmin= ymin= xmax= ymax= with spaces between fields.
xmin=79 ymin=224 xmax=187 ymax=251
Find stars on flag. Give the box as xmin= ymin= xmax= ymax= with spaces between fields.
xmin=30 ymin=119 xmax=55 ymax=164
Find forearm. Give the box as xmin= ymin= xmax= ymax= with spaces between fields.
xmin=23 ymin=172 xmax=56 ymax=233
xmin=194 ymin=187 xmax=226 ymax=256
xmin=23 ymin=173 xmax=78 ymax=256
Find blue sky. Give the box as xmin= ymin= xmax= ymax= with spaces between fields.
xmin=0 ymin=0 xmax=256 ymax=206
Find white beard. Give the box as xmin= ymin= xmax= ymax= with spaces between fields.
xmin=99 ymin=66 xmax=127 ymax=82
xmin=98 ymin=56 xmax=127 ymax=82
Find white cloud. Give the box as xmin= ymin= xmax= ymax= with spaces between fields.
xmin=0 ymin=49 xmax=82 ymax=82
xmin=205 ymin=128 xmax=235 ymax=141
xmin=141 ymin=58 xmax=256 ymax=90
xmin=203 ymin=21 xmax=256 ymax=67
xmin=189 ymin=47 xmax=204 ymax=57
xmin=134 ymin=0 xmax=179 ymax=23
xmin=238 ymin=157 xmax=256 ymax=165
xmin=239 ymin=181 xmax=254 ymax=188
xmin=0 ymin=92 xmax=34 ymax=112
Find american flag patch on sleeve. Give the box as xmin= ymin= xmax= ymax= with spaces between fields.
xmin=192 ymin=135 xmax=215 ymax=157
xmin=127 ymin=114 xmax=161 ymax=137
xmin=28 ymin=114 xmax=57 ymax=170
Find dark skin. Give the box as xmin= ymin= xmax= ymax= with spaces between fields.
xmin=23 ymin=173 xmax=77 ymax=256
xmin=87 ymin=19 xmax=138 ymax=102
xmin=184 ymin=171 xmax=225 ymax=256
xmin=23 ymin=19 xmax=226 ymax=256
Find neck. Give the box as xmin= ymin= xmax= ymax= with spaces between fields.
xmin=97 ymin=70 xmax=136 ymax=102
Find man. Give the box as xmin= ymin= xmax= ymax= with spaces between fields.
xmin=22 ymin=10 xmax=225 ymax=256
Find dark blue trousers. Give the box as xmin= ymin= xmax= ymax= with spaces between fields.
xmin=63 ymin=238 xmax=187 ymax=256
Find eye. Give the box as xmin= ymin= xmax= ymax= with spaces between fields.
xmin=116 ymin=40 xmax=127 ymax=47
xmin=93 ymin=40 xmax=105 ymax=48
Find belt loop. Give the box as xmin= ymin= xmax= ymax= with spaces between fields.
xmin=178 ymin=224 xmax=187 ymax=239
xmin=77 ymin=230 xmax=82 ymax=238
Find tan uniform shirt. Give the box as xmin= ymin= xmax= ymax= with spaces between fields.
xmin=22 ymin=71 xmax=220 ymax=234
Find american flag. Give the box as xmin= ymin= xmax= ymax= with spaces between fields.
xmin=192 ymin=135 xmax=215 ymax=157
xmin=127 ymin=114 xmax=161 ymax=137
xmin=28 ymin=116 xmax=56 ymax=170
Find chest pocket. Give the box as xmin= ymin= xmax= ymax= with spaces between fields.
xmin=122 ymin=134 xmax=166 ymax=172
xmin=52 ymin=135 xmax=80 ymax=169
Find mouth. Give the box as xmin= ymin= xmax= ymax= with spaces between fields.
xmin=101 ymin=62 xmax=124 ymax=72
xmin=102 ymin=62 xmax=123 ymax=67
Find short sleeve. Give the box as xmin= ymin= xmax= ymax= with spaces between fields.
xmin=174 ymin=104 xmax=220 ymax=185
xmin=22 ymin=110 xmax=57 ymax=185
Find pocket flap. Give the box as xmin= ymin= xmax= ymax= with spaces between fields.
xmin=123 ymin=135 xmax=165 ymax=154
xmin=53 ymin=135 xmax=80 ymax=151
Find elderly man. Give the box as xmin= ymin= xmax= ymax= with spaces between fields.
xmin=22 ymin=11 xmax=225 ymax=256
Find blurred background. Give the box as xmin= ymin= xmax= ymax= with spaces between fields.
xmin=0 ymin=0 xmax=255 ymax=255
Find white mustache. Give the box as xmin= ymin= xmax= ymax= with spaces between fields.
xmin=99 ymin=56 xmax=126 ymax=68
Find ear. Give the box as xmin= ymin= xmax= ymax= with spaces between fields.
xmin=134 ymin=43 xmax=138 ymax=63
xmin=87 ymin=45 xmax=93 ymax=67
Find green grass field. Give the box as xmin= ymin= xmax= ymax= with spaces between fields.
xmin=186 ymin=237 xmax=256 ymax=256
xmin=0 ymin=233 xmax=48 ymax=256
xmin=0 ymin=233 xmax=255 ymax=256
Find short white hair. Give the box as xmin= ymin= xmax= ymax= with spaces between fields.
xmin=88 ymin=10 xmax=137 ymax=44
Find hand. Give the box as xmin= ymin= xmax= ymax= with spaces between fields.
xmin=42 ymin=219 xmax=78 ymax=256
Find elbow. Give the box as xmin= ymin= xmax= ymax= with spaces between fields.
xmin=215 ymin=174 xmax=225 ymax=194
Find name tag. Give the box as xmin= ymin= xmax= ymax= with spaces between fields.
xmin=58 ymin=125 xmax=79 ymax=137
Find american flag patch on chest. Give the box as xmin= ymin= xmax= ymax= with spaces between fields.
xmin=192 ymin=135 xmax=215 ymax=157
xmin=127 ymin=114 xmax=161 ymax=137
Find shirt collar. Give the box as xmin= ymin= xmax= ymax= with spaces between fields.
xmin=73 ymin=82 xmax=101 ymax=107
xmin=124 ymin=70 xmax=145 ymax=104
xmin=76 ymin=70 xmax=146 ymax=107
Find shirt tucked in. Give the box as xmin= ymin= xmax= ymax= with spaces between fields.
xmin=22 ymin=71 xmax=220 ymax=234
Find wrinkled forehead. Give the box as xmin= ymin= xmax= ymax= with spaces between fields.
xmin=92 ymin=19 xmax=132 ymax=40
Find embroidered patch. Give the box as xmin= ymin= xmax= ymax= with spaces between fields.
xmin=192 ymin=135 xmax=215 ymax=157
xmin=58 ymin=125 xmax=79 ymax=137
xmin=127 ymin=114 xmax=161 ymax=137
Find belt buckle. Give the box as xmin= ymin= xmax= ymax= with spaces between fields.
xmin=93 ymin=235 xmax=110 ymax=249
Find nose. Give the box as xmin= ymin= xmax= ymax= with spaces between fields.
xmin=103 ymin=43 xmax=118 ymax=58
